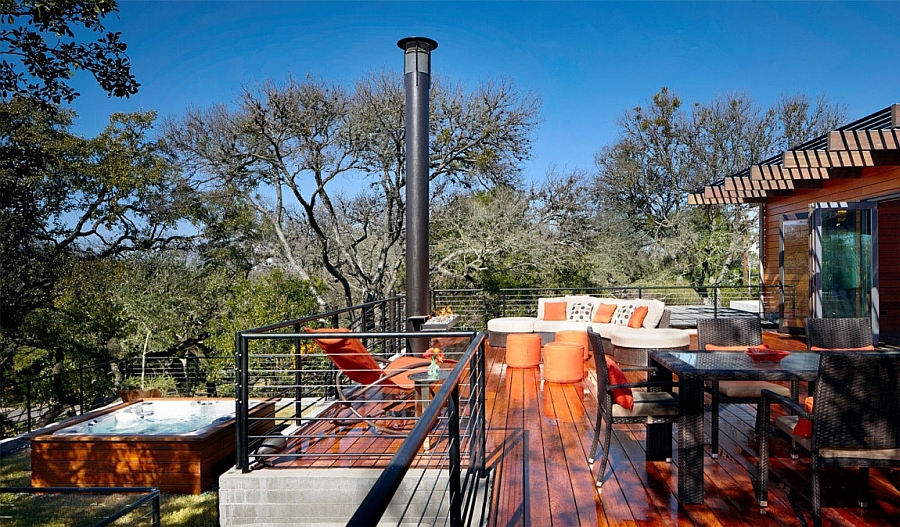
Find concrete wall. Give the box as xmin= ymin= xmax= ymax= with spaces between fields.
xmin=219 ymin=467 xmax=448 ymax=526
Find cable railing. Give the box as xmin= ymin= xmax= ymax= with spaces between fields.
xmin=232 ymin=316 xmax=487 ymax=525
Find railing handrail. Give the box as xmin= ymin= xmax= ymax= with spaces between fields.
xmin=346 ymin=332 xmax=485 ymax=526
xmin=240 ymin=294 xmax=406 ymax=335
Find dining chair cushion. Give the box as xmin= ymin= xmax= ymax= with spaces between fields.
xmin=819 ymin=448 xmax=900 ymax=461
xmin=809 ymin=345 xmax=876 ymax=351
xmin=611 ymin=390 xmax=678 ymax=418
xmin=605 ymin=355 xmax=634 ymax=410
xmin=705 ymin=344 xmax=748 ymax=351
xmin=716 ymin=380 xmax=790 ymax=398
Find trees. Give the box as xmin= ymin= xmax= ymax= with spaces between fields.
xmin=1 ymin=0 xmax=139 ymax=104
xmin=591 ymin=89 xmax=846 ymax=287
xmin=165 ymin=73 xmax=540 ymax=308
xmin=0 ymin=98 xmax=197 ymax=369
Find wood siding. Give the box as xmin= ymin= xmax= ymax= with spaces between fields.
xmin=762 ymin=165 xmax=900 ymax=340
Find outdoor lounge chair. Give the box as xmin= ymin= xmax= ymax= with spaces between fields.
xmin=697 ymin=318 xmax=792 ymax=458
xmin=757 ymin=351 xmax=900 ymax=527
xmin=805 ymin=317 xmax=874 ymax=350
xmin=586 ymin=327 xmax=680 ymax=489
xmin=305 ymin=328 xmax=434 ymax=435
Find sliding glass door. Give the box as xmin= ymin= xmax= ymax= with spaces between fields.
xmin=809 ymin=202 xmax=878 ymax=337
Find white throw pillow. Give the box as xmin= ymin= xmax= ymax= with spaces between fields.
xmin=641 ymin=299 xmax=666 ymax=328
xmin=611 ymin=303 xmax=637 ymax=326
xmin=568 ymin=302 xmax=593 ymax=322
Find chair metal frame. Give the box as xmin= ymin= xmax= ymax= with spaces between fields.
xmin=758 ymin=351 xmax=900 ymax=527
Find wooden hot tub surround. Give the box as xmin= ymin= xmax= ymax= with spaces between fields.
xmin=30 ymin=398 xmax=274 ymax=494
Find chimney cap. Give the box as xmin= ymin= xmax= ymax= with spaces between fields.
xmin=397 ymin=37 xmax=438 ymax=51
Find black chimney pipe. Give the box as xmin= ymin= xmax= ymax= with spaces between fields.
xmin=398 ymin=37 xmax=437 ymax=355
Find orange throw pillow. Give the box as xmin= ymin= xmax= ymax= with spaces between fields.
xmin=705 ymin=344 xmax=751 ymax=351
xmin=792 ymin=396 xmax=815 ymax=437
xmin=627 ymin=306 xmax=649 ymax=328
xmin=543 ymin=301 xmax=568 ymax=321
xmin=592 ymin=303 xmax=618 ymax=323
xmin=605 ymin=355 xmax=634 ymax=410
xmin=810 ymin=345 xmax=875 ymax=351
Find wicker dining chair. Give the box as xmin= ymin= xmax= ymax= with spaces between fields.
xmin=586 ymin=327 xmax=680 ymax=489
xmin=805 ymin=317 xmax=874 ymax=350
xmin=757 ymin=351 xmax=900 ymax=527
xmin=696 ymin=318 xmax=792 ymax=458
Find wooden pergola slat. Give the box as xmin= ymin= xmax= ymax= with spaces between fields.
xmin=827 ymin=128 xmax=900 ymax=151
xmin=781 ymin=149 xmax=900 ymax=168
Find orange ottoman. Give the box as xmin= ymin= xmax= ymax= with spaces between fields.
xmin=555 ymin=329 xmax=590 ymax=360
xmin=542 ymin=342 xmax=584 ymax=383
xmin=505 ymin=333 xmax=542 ymax=368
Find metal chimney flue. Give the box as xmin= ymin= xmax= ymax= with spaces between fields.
xmin=398 ymin=36 xmax=437 ymax=355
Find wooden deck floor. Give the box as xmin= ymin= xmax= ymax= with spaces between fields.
xmin=262 ymin=332 xmax=899 ymax=525
xmin=486 ymin=332 xmax=900 ymax=526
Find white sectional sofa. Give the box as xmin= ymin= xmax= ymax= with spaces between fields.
xmin=532 ymin=295 xmax=671 ymax=345
xmin=487 ymin=295 xmax=673 ymax=347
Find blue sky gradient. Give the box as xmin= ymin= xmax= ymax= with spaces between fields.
xmin=69 ymin=1 xmax=900 ymax=184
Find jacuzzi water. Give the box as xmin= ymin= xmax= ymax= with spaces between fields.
xmin=53 ymin=399 xmax=259 ymax=436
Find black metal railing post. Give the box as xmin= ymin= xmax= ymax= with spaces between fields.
xmin=477 ymin=338 xmax=487 ymax=476
xmin=293 ymin=322 xmax=303 ymax=426
xmin=449 ymin=383 xmax=462 ymax=527
xmin=235 ymin=332 xmax=249 ymax=472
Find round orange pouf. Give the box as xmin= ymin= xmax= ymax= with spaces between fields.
xmin=542 ymin=342 xmax=584 ymax=383
xmin=505 ymin=333 xmax=542 ymax=368
xmin=554 ymin=329 xmax=591 ymax=360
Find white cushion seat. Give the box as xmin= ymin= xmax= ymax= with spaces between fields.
xmin=609 ymin=327 xmax=691 ymax=349
xmin=487 ymin=317 xmax=537 ymax=346
xmin=609 ymin=327 xmax=692 ymax=366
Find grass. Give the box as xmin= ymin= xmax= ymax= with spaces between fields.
xmin=0 ymin=446 xmax=219 ymax=526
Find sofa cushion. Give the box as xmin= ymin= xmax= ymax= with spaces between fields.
xmin=592 ymin=303 xmax=618 ymax=323
xmin=543 ymin=301 xmax=567 ymax=321
xmin=628 ymin=306 xmax=649 ymax=328
xmin=611 ymin=303 xmax=637 ymax=326
xmin=537 ymin=297 xmax=568 ymax=320
xmin=634 ymin=299 xmax=666 ymax=329
xmin=568 ymin=301 xmax=594 ymax=322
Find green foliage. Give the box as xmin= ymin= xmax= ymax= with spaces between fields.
xmin=592 ymin=89 xmax=846 ymax=288
xmin=1 ymin=0 xmax=140 ymax=104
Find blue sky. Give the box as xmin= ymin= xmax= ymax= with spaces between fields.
xmin=70 ymin=1 xmax=900 ymax=185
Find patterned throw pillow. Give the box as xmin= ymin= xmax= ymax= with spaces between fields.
xmin=568 ymin=302 xmax=593 ymax=322
xmin=611 ymin=304 xmax=636 ymax=326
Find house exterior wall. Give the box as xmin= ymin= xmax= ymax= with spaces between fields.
xmin=761 ymin=165 xmax=900 ymax=341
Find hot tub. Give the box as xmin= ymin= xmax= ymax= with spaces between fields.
xmin=30 ymin=398 xmax=274 ymax=494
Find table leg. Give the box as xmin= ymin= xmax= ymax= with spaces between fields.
xmin=679 ymin=373 xmax=704 ymax=504
xmin=646 ymin=364 xmax=674 ymax=461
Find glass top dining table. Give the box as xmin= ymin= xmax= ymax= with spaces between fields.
xmin=646 ymin=350 xmax=821 ymax=505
